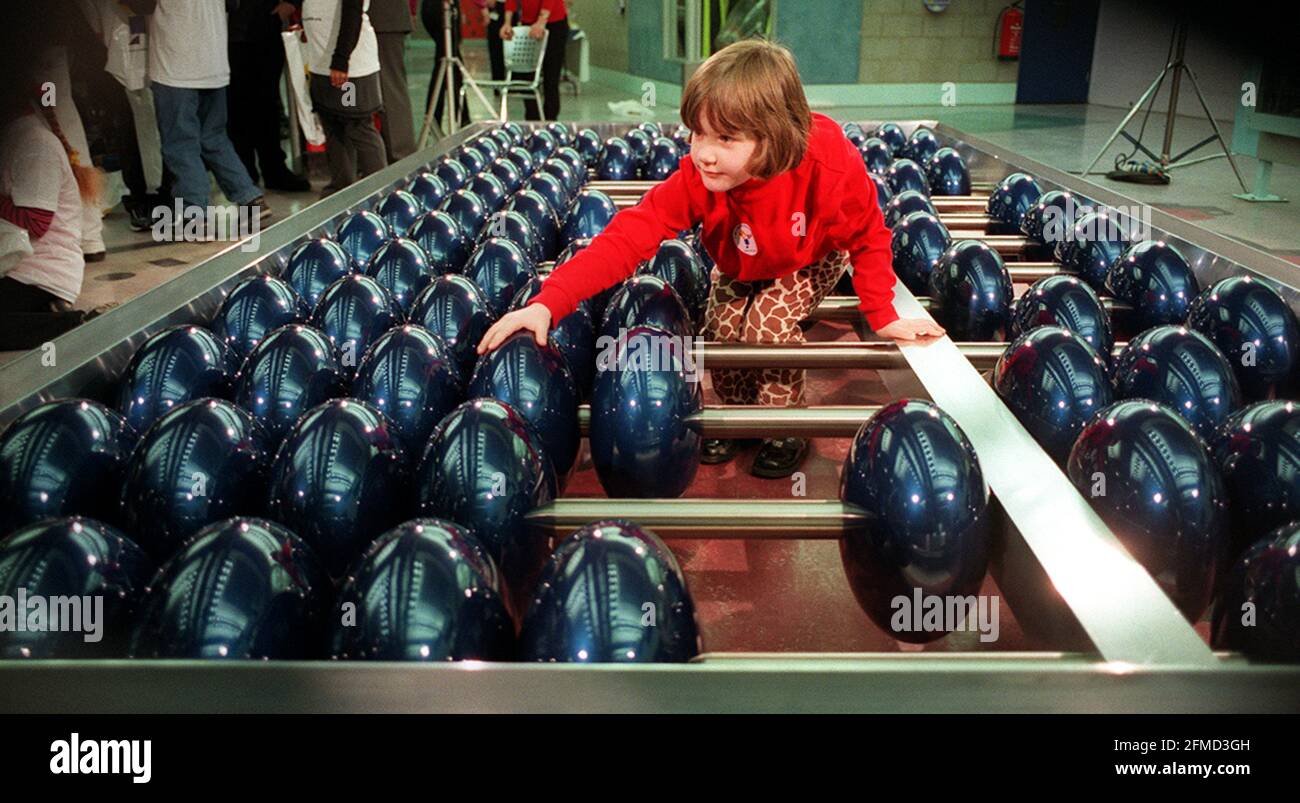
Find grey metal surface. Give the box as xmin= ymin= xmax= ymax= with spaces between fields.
xmin=526 ymin=498 xmax=862 ymax=539
xmin=575 ymin=404 xmax=881 ymax=437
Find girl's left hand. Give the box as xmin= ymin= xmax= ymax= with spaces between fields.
xmin=529 ymin=21 xmax=546 ymax=39
xmin=329 ymin=69 xmax=348 ymax=88
xmin=875 ymin=317 xmax=946 ymax=342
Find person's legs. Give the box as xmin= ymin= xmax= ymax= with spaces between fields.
xmin=376 ymin=31 xmax=416 ymax=162
xmin=700 ymin=269 xmax=762 ymax=464
xmin=250 ymin=34 xmax=300 ymax=186
xmin=486 ymin=17 xmax=506 ymax=80
xmin=125 ymin=86 xmax=165 ymax=194
xmin=348 ymin=113 xmax=389 ymax=180
xmin=541 ymin=19 xmax=568 ymax=121
xmin=226 ymin=44 xmax=261 ymax=183
xmin=45 ymin=46 xmax=105 ymax=255
xmin=0 ymin=278 xmax=94 ymax=350
xmin=152 ymin=81 xmax=210 ymax=209
xmin=196 ymin=87 xmax=262 ymax=206
xmin=318 ymin=112 xmax=357 ymax=196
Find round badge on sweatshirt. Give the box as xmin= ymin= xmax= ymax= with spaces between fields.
xmin=733 ymin=223 xmax=758 ymax=256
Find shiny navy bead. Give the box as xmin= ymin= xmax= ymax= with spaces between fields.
xmin=116 ymin=325 xmax=240 ymax=435
xmin=550 ymin=122 xmax=575 ymax=145
xmin=671 ymin=124 xmax=691 ymax=154
xmin=211 ymin=274 xmax=309 ymax=360
xmin=365 ymin=237 xmax=433 ymax=314
xmin=120 ymin=399 xmax=274 ymax=560
xmin=468 ymin=331 xmax=580 ymax=484
xmin=575 ymin=128 xmax=602 ymax=166
xmin=469 ymin=135 xmax=500 ymax=162
xmin=334 ymin=210 xmax=391 ymax=267
xmin=645 ymin=137 xmax=683 ymax=181
xmin=541 ymin=158 xmax=580 ymax=197
xmin=406 ymin=171 xmax=449 ymax=211
xmin=927 ymin=239 xmax=1013 ymax=341
xmin=415 ymin=398 xmax=555 ymax=590
xmin=634 ymin=121 xmax=660 ymax=140
xmin=464 ymin=237 xmax=537 ymax=318
xmin=375 ymin=190 xmax=422 ymax=237
xmin=511 ymin=278 xmax=597 ymax=400
xmin=904 ymin=127 xmax=941 ymax=165
xmin=506 ymin=189 xmax=560 ymax=259
xmin=556 ymin=237 xmax=613 ymax=321
xmin=1106 ymin=240 xmax=1199 ymax=329
xmin=600 ymin=275 xmax=694 ymax=341
xmin=986 ymin=172 xmax=1043 ymax=232
xmin=597 ymin=136 xmax=635 ymax=180
xmin=994 ymin=326 xmax=1112 ymax=465
xmin=234 ymin=324 xmax=349 ymax=445
xmin=527 ymin=172 xmax=570 ymax=218
xmin=885 ymin=158 xmax=928 ymax=196
xmin=926 ymin=147 xmax=971 ymax=196
xmin=637 ymin=239 xmax=708 ymax=326
xmin=481 ymin=208 xmax=543 ymax=266
xmin=506 ymin=145 xmax=535 ymax=177
xmin=267 ymin=399 xmax=409 ymax=576
xmin=1067 ymin=400 xmax=1229 ymax=621
xmin=1208 ymin=400 xmax=1300 ymax=554
xmin=839 ymin=399 xmax=989 ymax=642
xmin=1055 ymin=211 xmax=1129 ymax=290
xmin=433 ymin=156 xmax=471 ymax=191
xmin=873 ymin=122 xmax=906 ymax=156
xmin=869 ymin=173 xmax=892 ymax=213
xmin=407 ymin=210 xmax=471 ymax=274
xmin=859 ymin=137 xmax=892 ymax=174
xmin=562 ymin=188 xmax=618 ymax=247
xmin=1211 ymin=522 xmax=1300 ymax=661
xmin=1187 ymin=276 xmax=1300 ymax=401
xmin=440 ymin=188 xmax=490 ymax=241
xmin=467 ymin=173 xmax=508 ymax=213
xmin=310 ymin=274 xmax=404 ymax=375
xmin=589 ymin=325 xmax=702 ymax=498
xmin=884 ymin=189 xmax=937 ymax=229
xmin=1112 ymin=325 xmax=1242 ymax=439
xmin=890 ymin=210 xmax=951 ymax=294
xmin=283 ymin=238 xmax=355 ymax=308
xmin=410 ymin=274 xmax=498 ymax=382
xmin=502 ymin=121 xmax=526 ymax=145
xmin=528 ymin=129 xmax=558 ymax=160
xmin=624 ymin=128 xmax=652 ymax=167
xmin=1009 ymin=274 xmax=1114 ymax=358
xmin=456 ymin=144 xmax=488 ymax=175
xmin=487 ymin=156 xmax=524 ymax=194
xmin=520 ymin=521 xmax=700 ymax=662
xmin=0 ymin=400 xmax=138 ymax=533
xmin=844 ymin=125 xmax=868 ymax=149
xmin=554 ymin=146 xmax=586 ymax=188
xmin=330 ymin=519 xmax=513 ymax=661
xmin=489 ymin=127 xmax=514 ymax=152
xmin=129 ymin=517 xmax=330 ymax=659
xmin=351 ymin=324 xmax=463 ymax=458
xmin=1021 ymin=189 xmax=1085 ymax=246
xmin=0 ymin=517 xmax=153 ymax=658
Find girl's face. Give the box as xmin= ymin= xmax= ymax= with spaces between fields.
xmin=690 ymin=117 xmax=758 ymax=193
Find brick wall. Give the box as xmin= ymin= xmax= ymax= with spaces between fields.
xmin=858 ymin=0 xmax=1021 ymax=84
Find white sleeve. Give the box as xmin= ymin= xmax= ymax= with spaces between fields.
xmin=7 ymin=129 xmax=66 ymax=214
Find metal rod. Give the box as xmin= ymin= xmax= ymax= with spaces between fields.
xmin=575 ymin=404 xmax=883 ymax=437
xmin=691 ymin=341 xmax=1007 ymax=370
xmin=525 ymin=498 xmax=864 ymax=539
xmin=536 ymin=262 xmax=1063 ymax=282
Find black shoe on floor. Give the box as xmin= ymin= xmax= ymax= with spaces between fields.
xmin=701 ymin=438 xmax=757 ymax=465
xmin=750 ymin=437 xmax=809 ymax=479
xmin=264 ymin=172 xmax=312 ymax=193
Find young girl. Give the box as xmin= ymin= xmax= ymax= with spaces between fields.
xmin=477 ymin=39 xmax=944 ymax=478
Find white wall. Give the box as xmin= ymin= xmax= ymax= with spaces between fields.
xmin=1088 ymin=0 xmax=1252 ymax=122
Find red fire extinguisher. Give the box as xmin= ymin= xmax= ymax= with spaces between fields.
xmin=995 ymin=2 xmax=1023 ymax=61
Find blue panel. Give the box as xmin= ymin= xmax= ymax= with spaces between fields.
xmin=775 ymin=0 xmax=861 ymax=84
xmin=628 ymin=1 xmax=681 ymax=85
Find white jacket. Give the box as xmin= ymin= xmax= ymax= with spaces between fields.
xmin=302 ymin=0 xmax=381 ymax=78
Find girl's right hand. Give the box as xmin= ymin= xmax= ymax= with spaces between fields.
xmin=500 ymin=23 xmax=514 ymax=39
xmin=476 ymin=303 xmax=552 ymax=354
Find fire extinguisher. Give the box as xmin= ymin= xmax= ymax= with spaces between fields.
xmin=995 ymin=2 xmax=1024 ymax=61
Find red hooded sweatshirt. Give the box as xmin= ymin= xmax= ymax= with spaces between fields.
xmin=529 ymin=112 xmax=899 ymax=331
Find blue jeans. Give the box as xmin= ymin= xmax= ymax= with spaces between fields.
xmin=152 ymin=83 xmax=260 ymax=210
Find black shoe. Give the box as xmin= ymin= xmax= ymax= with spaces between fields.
xmin=700 ymin=438 xmax=756 ymax=465
xmin=750 ymin=437 xmax=809 ymax=479
xmin=83 ymin=250 xmax=106 ymax=263
xmin=264 ymin=171 xmax=312 ymax=193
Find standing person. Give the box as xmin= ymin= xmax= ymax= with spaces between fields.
xmin=302 ymin=0 xmax=386 ymax=196
xmin=228 ymin=0 xmax=311 ymax=192
xmin=477 ymin=40 xmax=944 ymax=478
xmin=134 ymin=0 xmax=271 ymax=226
xmin=482 ymin=0 xmax=506 ymax=82
xmin=500 ymin=0 xmax=567 ymax=121
xmin=421 ymin=0 xmax=468 ymax=129
xmin=369 ymin=0 xmax=417 ymax=162
xmin=37 ymin=45 xmax=108 ymax=261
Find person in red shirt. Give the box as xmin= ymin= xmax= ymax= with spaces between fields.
xmin=478 ymin=38 xmax=944 ymax=477
xmin=500 ymin=0 xmax=567 ymax=120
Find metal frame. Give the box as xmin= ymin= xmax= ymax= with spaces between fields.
xmin=2 ymin=121 xmax=1299 ymax=713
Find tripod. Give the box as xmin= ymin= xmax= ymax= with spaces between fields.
xmin=417 ymin=0 xmax=499 ymax=148
xmin=1080 ymin=19 xmax=1247 ymax=191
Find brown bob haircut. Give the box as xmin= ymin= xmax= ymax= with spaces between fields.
xmin=680 ymin=38 xmax=813 ymax=179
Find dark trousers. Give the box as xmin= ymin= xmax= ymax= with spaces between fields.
xmin=512 ymin=18 xmax=568 ymax=121
xmin=486 ymin=15 xmax=505 ymax=80
xmin=0 ymin=278 xmax=87 ymax=350
xmin=228 ymin=36 xmax=293 ymax=185
xmin=421 ymin=0 xmax=469 ymax=125
xmin=376 ymin=31 xmax=416 ymax=162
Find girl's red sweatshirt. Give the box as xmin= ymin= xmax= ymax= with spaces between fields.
xmin=529 ymin=112 xmax=899 ymax=331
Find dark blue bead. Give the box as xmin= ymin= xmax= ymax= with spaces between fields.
xmin=884 ymin=189 xmax=937 ymax=228
xmin=409 ymin=274 xmax=498 ymax=382
xmin=433 ymin=156 xmax=471 ymax=191
xmin=1208 ymin=400 xmax=1300 ymax=554
xmin=597 ymin=136 xmax=635 ymax=181
xmin=890 ymin=211 xmax=951 ymax=294
xmin=511 ymin=278 xmax=597 ymax=401
xmin=839 ymin=399 xmax=989 ymax=642
xmin=873 ymin=122 xmax=906 ymax=156
xmin=1067 ymin=399 xmax=1229 ymax=621
xmin=467 ymin=173 xmax=508 ymax=212
xmin=527 ymin=171 xmax=570 ymax=219
xmin=234 ymin=324 xmax=349 ymax=446
xmin=0 ymin=517 xmax=153 ymax=657
xmin=116 ymin=325 xmax=240 ymax=435
xmin=365 ymin=237 xmax=434 ymax=314
xmin=1187 ymin=276 xmax=1300 ymax=401
xmin=1106 ymin=240 xmax=1199 ymax=329
xmin=375 ymin=190 xmax=422 ymax=237
xmin=904 ymin=127 xmax=941 ymax=165
xmin=406 ymin=171 xmax=449 ymax=211
xmin=1211 ymin=522 xmax=1300 ymax=661
xmin=464 ymin=237 xmax=537 ymax=318
xmin=1055 ymin=211 xmax=1129 ymax=290
xmin=487 ymin=157 xmax=524 ymax=194
xmin=456 ymin=144 xmax=488 ymax=175
xmin=528 ymin=129 xmax=558 ymax=160
xmin=0 ymin=399 xmax=138 ymax=533
xmin=211 ymin=274 xmax=309 ymax=360
xmin=671 ymin=124 xmax=691 ymax=154
xmin=1021 ymin=190 xmax=1086 ymax=246
xmin=310 ymin=274 xmax=404 ymax=376
xmin=129 ymin=517 xmax=330 ymax=659
xmin=600 ymin=275 xmax=694 ymax=341
xmin=334 ymin=210 xmax=391 ymax=267
xmin=1009 ymin=274 xmax=1114 ymax=358
xmin=439 ymin=188 xmax=489 ymax=240
xmin=520 ymin=521 xmax=700 ymax=662
xmin=994 ymin=326 xmax=1113 ymax=464
xmin=407 ymin=210 xmax=471 ymax=274
xmin=121 ymin=399 xmax=275 ymax=560
xmin=1112 ymin=325 xmax=1242 ymax=439
xmin=926 ymin=147 xmax=970 ymax=196
xmin=283 ymin=238 xmax=355 ymax=308
xmin=637 ymin=239 xmax=707 ymax=327
xmin=562 ymin=189 xmax=618 ymax=248
xmin=869 ymin=173 xmax=892 ymax=213
xmin=481 ymin=209 xmax=543 ymax=265
xmin=886 ymin=158 xmax=929 ymax=196
xmin=506 ymin=145 xmax=536 ymax=177
xmin=575 ymin=128 xmax=602 ymax=166
xmin=330 ymin=518 xmax=514 ymax=660
xmin=644 ymin=137 xmax=683 ymax=181
xmin=927 ymin=239 xmax=1013 ymax=341
xmin=859 ymin=137 xmax=892 ymax=174
xmin=541 ymin=158 xmax=580 ymax=196
xmin=351 ymin=324 xmax=463 ymax=458
xmin=554 ymin=146 xmax=587 ymax=188
xmin=589 ymin=325 xmax=702 ymax=498
xmin=546 ymin=121 xmax=573 ymax=145
xmin=505 ymin=190 xmax=559 ymax=260
xmin=986 ymin=172 xmax=1043 ymax=232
